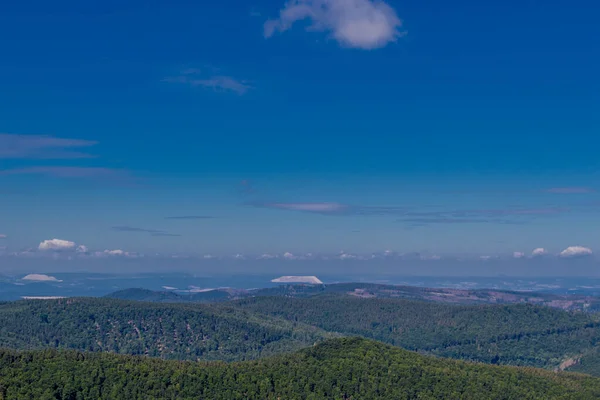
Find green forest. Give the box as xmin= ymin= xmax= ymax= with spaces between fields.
xmin=227 ymin=294 xmax=600 ymax=373
xmin=3 ymin=294 xmax=600 ymax=375
xmin=2 ymin=337 xmax=600 ymax=400
xmin=0 ymin=298 xmax=333 ymax=361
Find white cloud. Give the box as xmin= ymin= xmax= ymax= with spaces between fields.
xmin=513 ymin=252 xmax=525 ymax=259
xmin=559 ymin=246 xmax=593 ymax=258
xmin=339 ymin=252 xmax=357 ymax=260
xmin=283 ymin=252 xmax=296 ymax=260
xmin=104 ymin=249 xmax=127 ymax=256
xmin=38 ymin=238 xmax=76 ymax=251
xmin=531 ymin=248 xmax=547 ymax=257
xmin=0 ymin=234 xmax=6 ymax=239
xmin=76 ymin=245 xmax=89 ymax=253
xmin=203 ymin=254 xmax=216 ymax=259
xmin=264 ymin=0 xmax=403 ymax=50
xmin=258 ymin=253 xmax=278 ymax=259
xmin=22 ymin=273 xmax=62 ymax=282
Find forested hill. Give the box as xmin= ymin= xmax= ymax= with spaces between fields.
xmin=4 ymin=295 xmax=600 ymax=375
xmin=2 ymin=337 xmax=600 ymax=400
xmin=225 ymin=295 xmax=600 ymax=374
xmin=0 ymin=298 xmax=333 ymax=361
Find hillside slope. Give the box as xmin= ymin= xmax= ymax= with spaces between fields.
xmin=226 ymin=295 xmax=600 ymax=372
xmin=1 ymin=337 xmax=600 ymax=400
xmin=0 ymin=298 xmax=332 ymax=361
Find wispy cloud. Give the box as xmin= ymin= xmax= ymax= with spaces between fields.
xmin=0 ymin=166 xmax=129 ymax=179
xmin=112 ymin=226 xmax=165 ymax=233
xmin=0 ymin=133 xmax=97 ymax=159
xmin=165 ymin=216 xmax=215 ymax=220
xmin=0 ymin=234 xmax=6 ymax=239
xmin=264 ymin=0 xmax=404 ymax=50
xmin=398 ymin=217 xmax=498 ymax=225
xmin=546 ymin=187 xmax=595 ymax=194
xmin=164 ymin=69 xmax=252 ymax=95
xmin=396 ymin=207 xmax=565 ymax=227
xmin=247 ymin=201 xmax=409 ymax=216
xmin=112 ymin=226 xmax=181 ymax=237
xmin=403 ymin=207 xmax=565 ymax=218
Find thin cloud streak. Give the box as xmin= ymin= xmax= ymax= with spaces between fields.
xmin=163 ymin=69 xmax=252 ymax=95
xmin=246 ymin=201 xmax=409 ymax=216
xmin=112 ymin=226 xmax=181 ymax=237
xmin=398 ymin=218 xmax=496 ymax=224
xmin=0 ymin=133 xmax=97 ymax=159
xmin=165 ymin=216 xmax=215 ymax=220
xmin=0 ymin=166 xmax=129 ymax=179
xmin=403 ymin=207 xmax=565 ymax=218
xmin=397 ymin=207 xmax=562 ymax=227
xmin=546 ymin=187 xmax=595 ymax=194
xmin=112 ymin=226 xmax=165 ymax=234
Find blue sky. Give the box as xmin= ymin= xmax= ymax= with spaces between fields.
xmin=0 ymin=0 xmax=599 ymax=272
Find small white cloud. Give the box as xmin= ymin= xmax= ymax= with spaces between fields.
xmin=339 ymin=252 xmax=357 ymax=260
xmin=0 ymin=234 xmax=6 ymax=239
xmin=559 ymin=246 xmax=593 ymax=258
xmin=38 ymin=238 xmax=76 ymax=251
xmin=203 ymin=254 xmax=216 ymax=259
xmin=513 ymin=252 xmax=525 ymax=259
xmin=233 ymin=254 xmax=245 ymax=259
xmin=531 ymin=248 xmax=547 ymax=257
xmin=264 ymin=0 xmax=403 ymax=50
xmin=104 ymin=249 xmax=127 ymax=256
xmin=283 ymin=252 xmax=296 ymax=260
xmin=76 ymin=245 xmax=89 ymax=253
xmin=259 ymin=253 xmax=278 ymax=259
xmin=22 ymin=273 xmax=62 ymax=282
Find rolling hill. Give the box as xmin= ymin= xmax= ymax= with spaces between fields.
xmin=2 ymin=337 xmax=600 ymax=399
xmin=225 ymin=294 xmax=600 ymax=374
xmin=0 ymin=298 xmax=333 ymax=361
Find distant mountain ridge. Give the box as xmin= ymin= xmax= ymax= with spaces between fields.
xmin=106 ymin=282 xmax=600 ymax=312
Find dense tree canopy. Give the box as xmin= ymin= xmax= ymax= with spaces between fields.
xmin=0 ymin=298 xmax=332 ymax=361
xmin=2 ymin=337 xmax=600 ymax=400
xmin=226 ymin=294 xmax=600 ymax=373
xmin=3 ymin=292 xmax=600 ymax=377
